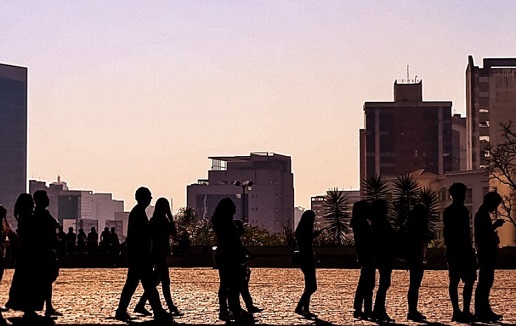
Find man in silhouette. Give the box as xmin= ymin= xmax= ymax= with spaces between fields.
xmin=66 ymin=227 xmax=76 ymax=255
xmin=443 ymin=182 xmax=476 ymax=322
xmin=474 ymin=192 xmax=504 ymax=322
xmin=100 ymin=227 xmax=111 ymax=255
xmin=87 ymin=227 xmax=98 ymax=256
xmin=115 ymin=187 xmax=169 ymax=322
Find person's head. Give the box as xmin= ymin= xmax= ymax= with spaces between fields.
xmin=91 ymin=227 xmax=96 ymax=232
xmin=449 ymin=182 xmax=467 ymax=203
xmin=296 ymin=210 xmax=316 ymax=234
xmin=68 ymin=227 xmax=74 ymax=232
xmin=483 ymin=192 xmax=503 ymax=212
xmin=111 ymin=227 xmax=116 ymax=233
xmin=212 ymin=197 xmax=237 ymax=226
xmin=351 ymin=200 xmax=370 ymax=227
xmin=135 ymin=187 xmax=152 ymax=207
xmin=104 ymin=227 xmax=109 ymax=232
xmin=14 ymin=193 xmax=34 ymax=220
xmin=370 ymin=199 xmax=388 ymax=222
xmin=33 ymin=190 xmax=50 ymax=209
xmin=0 ymin=206 xmax=6 ymax=219
xmin=153 ymin=197 xmax=172 ymax=219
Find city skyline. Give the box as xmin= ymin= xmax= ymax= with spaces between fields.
xmin=2 ymin=2 xmax=516 ymax=210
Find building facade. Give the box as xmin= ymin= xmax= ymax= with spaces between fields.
xmin=187 ymin=152 xmax=294 ymax=233
xmin=466 ymin=56 xmax=516 ymax=169
xmin=360 ymin=81 xmax=453 ymax=180
xmin=0 ymin=63 xmax=27 ymax=221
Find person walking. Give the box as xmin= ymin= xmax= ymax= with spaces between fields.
xmin=370 ymin=199 xmax=396 ymax=322
xmin=405 ymin=204 xmax=430 ymax=322
xmin=134 ymin=197 xmax=182 ymax=316
xmin=294 ymin=210 xmax=323 ymax=319
xmin=443 ymin=182 xmax=477 ymax=322
xmin=350 ymin=200 xmax=374 ymax=320
xmin=474 ymin=192 xmax=504 ymax=322
xmin=115 ymin=187 xmax=170 ymax=323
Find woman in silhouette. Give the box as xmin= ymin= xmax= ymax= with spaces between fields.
xmin=405 ymin=204 xmax=430 ymax=322
xmin=134 ymin=197 xmax=181 ymax=316
xmin=351 ymin=200 xmax=374 ymax=320
xmin=370 ymin=199 xmax=396 ymax=322
xmin=294 ymin=210 xmax=322 ymax=318
xmin=6 ymin=193 xmax=47 ymax=320
xmin=212 ymin=198 xmax=248 ymax=322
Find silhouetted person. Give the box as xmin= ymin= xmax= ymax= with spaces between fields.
xmin=443 ymin=182 xmax=476 ymax=322
xmin=233 ymin=220 xmax=262 ymax=314
xmin=66 ymin=227 xmax=76 ymax=255
xmin=294 ymin=210 xmax=322 ymax=319
xmin=178 ymin=229 xmax=191 ymax=256
xmin=350 ymin=200 xmax=374 ymax=320
xmin=115 ymin=187 xmax=170 ymax=322
xmin=109 ymin=227 xmax=120 ymax=258
xmin=57 ymin=226 xmax=66 ymax=256
xmin=212 ymin=198 xmax=249 ymax=322
xmin=135 ymin=198 xmax=182 ymax=316
xmin=6 ymin=193 xmax=47 ymax=320
xmin=474 ymin=192 xmax=504 ymax=322
xmin=370 ymin=199 xmax=396 ymax=322
xmin=100 ymin=227 xmax=110 ymax=255
xmin=33 ymin=190 xmax=62 ymax=317
xmin=77 ymin=229 xmax=87 ymax=255
xmin=87 ymin=227 xmax=99 ymax=256
xmin=405 ymin=203 xmax=430 ymax=322
xmin=0 ymin=205 xmax=13 ymax=325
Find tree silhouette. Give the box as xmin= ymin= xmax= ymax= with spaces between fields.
xmin=361 ymin=174 xmax=389 ymax=202
xmin=322 ymin=188 xmax=350 ymax=245
xmin=391 ymin=174 xmax=420 ymax=230
xmin=417 ymin=187 xmax=440 ymax=239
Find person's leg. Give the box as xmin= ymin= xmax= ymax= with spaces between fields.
xmin=226 ymin=266 xmax=244 ymax=315
xmin=373 ymin=267 xmax=392 ymax=316
xmin=217 ymin=268 xmax=230 ymax=319
xmin=117 ymin=266 xmax=141 ymax=314
xmin=363 ymin=265 xmax=375 ymax=315
xmin=407 ymin=267 xmax=424 ymax=314
xmin=140 ymin=263 xmax=167 ymax=319
xmin=240 ymin=266 xmax=253 ymax=309
xmin=296 ymin=264 xmax=317 ymax=314
xmin=448 ymin=268 xmax=461 ymax=316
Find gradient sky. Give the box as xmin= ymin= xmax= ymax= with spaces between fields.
xmin=2 ymin=1 xmax=516 ymax=211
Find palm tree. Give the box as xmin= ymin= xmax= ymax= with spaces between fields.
xmin=361 ymin=175 xmax=389 ymax=202
xmin=323 ymin=188 xmax=350 ymax=245
xmin=391 ymin=174 xmax=420 ymax=230
xmin=418 ymin=187 xmax=440 ymax=240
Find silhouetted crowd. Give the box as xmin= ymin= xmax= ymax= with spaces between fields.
xmin=0 ymin=184 xmax=508 ymax=325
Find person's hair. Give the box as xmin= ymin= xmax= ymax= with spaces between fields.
xmin=449 ymin=182 xmax=467 ymax=200
xmin=135 ymin=187 xmax=151 ymax=201
xmin=370 ymin=199 xmax=388 ymax=221
xmin=0 ymin=206 xmax=6 ymax=218
xmin=211 ymin=197 xmax=236 ymax=228
xmin=14 ymin=193 xmax=34 ymax=220
xmin=153 ymin=197 xmax=172 ymax=219
xmin=350 ymin=200 xmax=370 ymax=228
xmin=295 ymin=210 xmax=316 ymax=237
xmin=33 ymin=189 xmax=49 ymax=207
xmin=483 ymin=191 xmax=503 ymax=211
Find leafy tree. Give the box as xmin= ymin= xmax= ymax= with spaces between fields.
xmin=322 ymin=188 xmax=350 ymax=245
xmin=418 ymin=187 xmax=440 ymax=240
xmin=362 ymin=175 xmax=389 ymax=202
xmin=486 ymin=121 xmax=516 ymax=229
xmin=391 ymin=173 xmax=420 ymax=230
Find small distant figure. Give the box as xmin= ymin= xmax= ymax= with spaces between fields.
xmin=294 ymin=210 xmax=323 ymax=319
xmin=233 ymin=220 xmax=263 ymax=314
xmin=370 ymin=199 xmax=396 ymax=322
xmin=77 ymin=229 xmax=87 ymax=255
xmin=134 ymin=198 xmax=182 ymax=316
xmin=57 ymin=226 xmax=66 ymax=256
xmin=66 ymin=227 xmax=76 ymax=255
xmin=474 ymin=192 xmax=504 ymax=322
xmin=100 ymin=227 xmax=111 ymax=255
xmin=405 ymin=204 xmax=431 ymax=322
xmin=350 ymin=200 xmax=374 ymax=320
xmin=87 ymin=227 xmax=99 ymax=256
xmin=443 ymin=182 xmax=476 ymax=323
xmin=115 ymin=187 xmax=170 ymax=323
xmin=109 ymin=227 xmax=120 ymax=259
xmin=178 ymin=229 xmax=191 ymax=256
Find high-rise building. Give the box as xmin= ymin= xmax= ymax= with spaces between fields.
xmin=360 ymin=80 xmax=453 ymax=179
xmin=452 ymin=114 xmax=467 ymax=171
xmin=466 ymin=56 xmax=516 ymax=169
xmin=0 ymin=63 xmax=27 ymax=219
xmin=187 ymin=152 xmax=294 ymax=233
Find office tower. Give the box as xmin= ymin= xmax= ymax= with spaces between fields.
xmin=466 ymin=56 xmax=516 ymax=169
xmin=0 ymin=63 xmax=27 ymax=219
xmin=360 ymin=80 xmax=453 ymax=179
xmin=187 ymin=152 xmax=294 ymax=233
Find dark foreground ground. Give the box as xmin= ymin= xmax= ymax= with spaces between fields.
xmin=0 ymin=268 xmax=514 ymax=326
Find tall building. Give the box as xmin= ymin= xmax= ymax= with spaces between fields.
xmin=187 ymin=152 xmax=294 ymax=233
xmin=0 ymin=63 xmax=27 ymax=218
xmin=466 ymin=56 xmax=516 ymax=169
xmin=452 ymin=114 xmax=467 ymax=171
xmin=360 ymin=80 xmax=453 ymax=179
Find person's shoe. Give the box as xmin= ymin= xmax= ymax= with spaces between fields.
xmin=233 ymin=310 xmax=253 ymax=322
xmin=489 ymin=311 xmax=503 ymax=321
xmin=219 ymin=310 xmax=232 ymax=322
xmin=45 ymin=309 xmax=63 ymax=317
xmin=133 ymin=305 xmax=152 ymax=316
xmin=295 ymin=307 xmax=305 ymax=316
xmin=154 ymin=311 xmax=172 ymax=323
xmin=451 ymin=311 xmax=464 ymax=322
xmin=169 ymin=305 xmax=184 ymax=317
xmin=247 ymin=306 xmax=264 ymax=314
xmin=353 ymin=310 xmax=365 ymax=319
xmin=115 ymin=309 xmax=132 ymax=322
xmin=373 ymin=311 xmax=394 ymax=322
xmin=407 ymin=311 xmax=426 ymax=322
